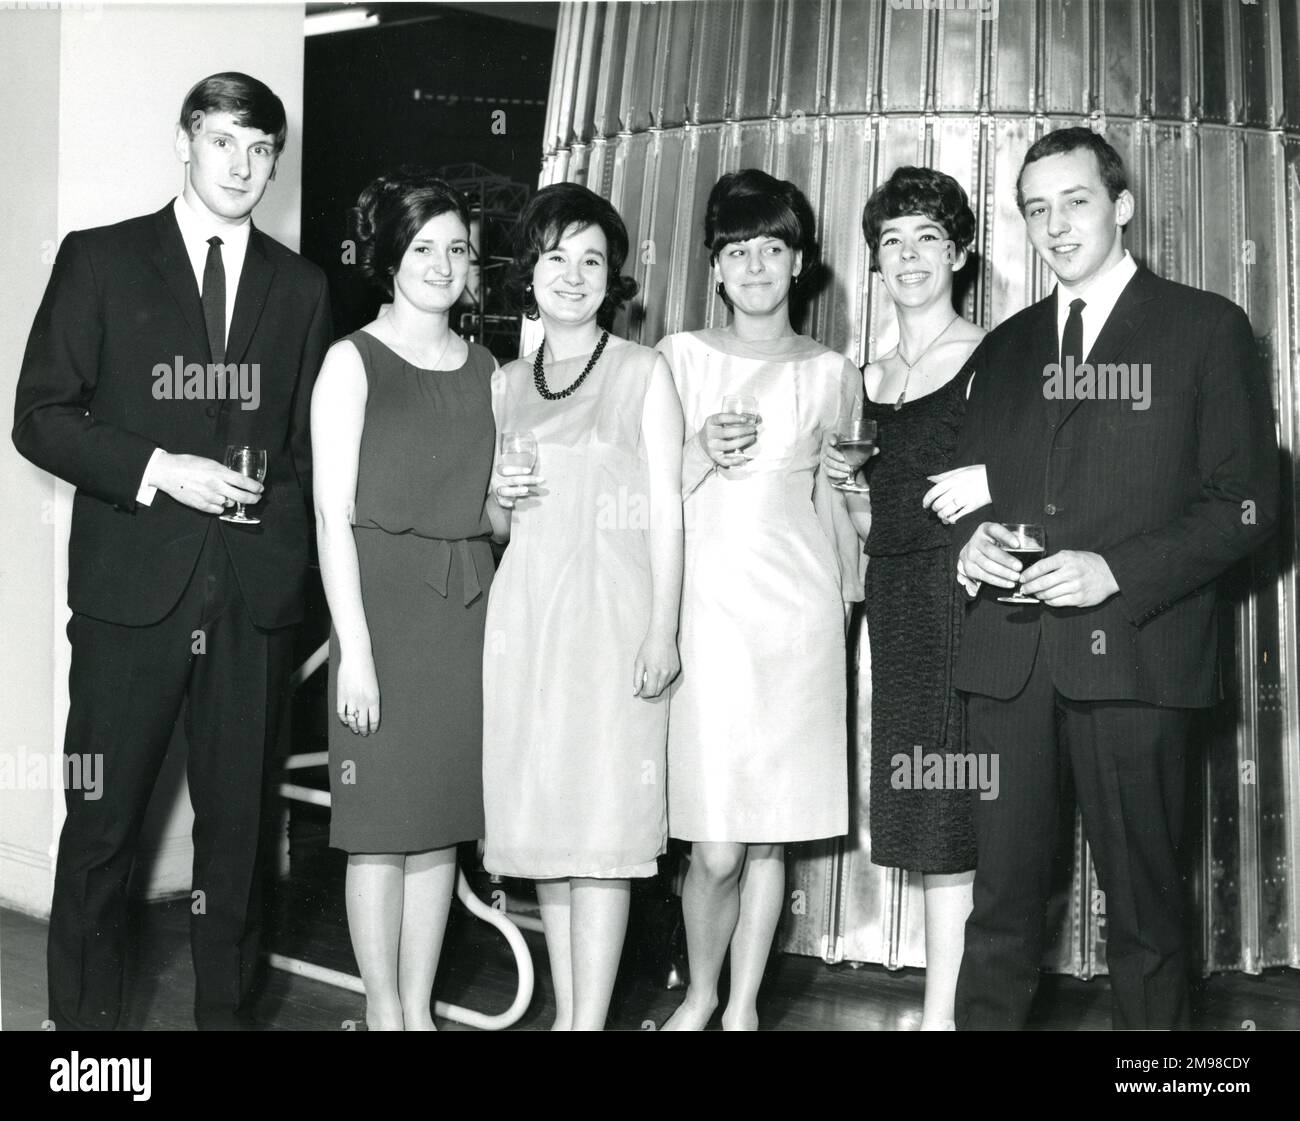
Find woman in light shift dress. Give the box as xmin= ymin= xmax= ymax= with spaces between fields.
xmin=482 ymin=183 xmax=684 ymax=1031
xmin=658 ymin=170 xmax=864 ymax=1030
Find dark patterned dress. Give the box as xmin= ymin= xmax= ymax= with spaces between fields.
xmin=862 ymin=371 xmax=976 ymax=873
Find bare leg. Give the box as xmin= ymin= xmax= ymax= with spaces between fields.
xmin=661 ymin=842 xmax=746 ymax=1030
xmin=396 ymin=846 xmax=459 ymax=1031
xmin=536 ymin=878 xmax=573 ymax=1030
xmin=920 ymin=870 xmax=974 ymax=1030
xmin=569 ymin=877 xmax=631 ymax=1031
xmin=345 ymin=854 xmax=404 ymax=1030
xmin=722 ymin=842 xmax=784 ymax=1031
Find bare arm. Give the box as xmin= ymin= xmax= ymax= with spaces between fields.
xmin=633 ymin=354 xmax=685 ymax=698
xmin=311 ymin=340 xmax=379 ymax=736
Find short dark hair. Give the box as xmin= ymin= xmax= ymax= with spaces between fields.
xmin=507 ymin=182 xmax=637 ymax=327
xmin=352 ymin=168 xmax=472 ymax=297
xmin=1016 ymin=126 xmax=1129 ymax=213
xmin=861 ymin=166 xmax=976 ymax=273
xmin=178 ymin=72 xmax=288 ymax=154
xmin=704 ymin=169 xmax=820 ymax=309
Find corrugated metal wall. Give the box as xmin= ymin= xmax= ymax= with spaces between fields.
xmin=539 ymin=0 xmax=1300 ymax=977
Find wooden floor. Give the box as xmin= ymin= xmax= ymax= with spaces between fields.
xmin=5 ymin=839 xmax=1300 ymax=1031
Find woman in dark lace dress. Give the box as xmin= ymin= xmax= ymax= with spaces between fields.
xmin=826 ymin=167 xmax=989 ymax=1029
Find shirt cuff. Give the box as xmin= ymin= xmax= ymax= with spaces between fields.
xmin=136 ymin=447 xmax=165 ymax=507
xmin=956 ymin=555 xmax=981 ymax=598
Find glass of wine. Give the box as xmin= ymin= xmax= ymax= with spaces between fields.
xmin=498 ymin=431 xmax=538 ymax=474
xmin=830 ymin=418 xmax=877 ymax=493
xmin=995 ymin=523 xmax=1046 ymax=604
xmin=720 ymin=394 xmax=759 ymax=464
xmin=221 ymin=445 xmax=267 ymax=525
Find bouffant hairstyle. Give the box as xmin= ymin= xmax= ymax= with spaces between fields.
xmin=704 ymin=169 xmax=821 ymax=309
xmin=178 ymin=72 xmax=288 ymax=154
xmin=1015 ymin=126 xmax=1129 ymax=215
xmin=351 ymin=168 xmax=472 ymax=297
xmin=506 ymin=182 xmax=638 ymax=327
xmin=861 ymin=166 xmax=977 ymax=273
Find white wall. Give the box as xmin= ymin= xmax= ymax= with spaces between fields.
xmin=0 ymin=1 xmax=306 ymax=915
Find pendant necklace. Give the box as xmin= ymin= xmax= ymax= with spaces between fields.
xmin=892 ymin=314 xmax=960 ymax=410
xmin=534 ymin=329 xmax=610 ymax=400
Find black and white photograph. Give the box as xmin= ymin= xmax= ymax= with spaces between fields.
xmin=0 ymin=0 xmax=1297 ymax=1088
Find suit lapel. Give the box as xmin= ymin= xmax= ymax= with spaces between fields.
xmin=1023 ymin=296 xmax=1060 ymax=423
xmin=150 ymin=204 xmax=212 ymax=363
xmin=1057 ymin=267 xmax=1158 ymax=429
xmin=225 ymin=226 xmax=276 ymax=367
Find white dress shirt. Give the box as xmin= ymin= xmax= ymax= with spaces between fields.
xmin=136 ymin=195 xmax=252 ymax=505
xmin=1054 ymin=249 xmax=1138 ymax=359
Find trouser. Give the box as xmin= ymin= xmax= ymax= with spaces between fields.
xmin=47 ymin=525 xmax=293 ymax=1030
xmin=955 ymin=643 xmax=1191 ymax=1030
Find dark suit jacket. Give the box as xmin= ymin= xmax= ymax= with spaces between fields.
xmin=950 ymin=266 xmax=1278 ymax=707
xmin=13 ymin=203 xmax=332 ymax=629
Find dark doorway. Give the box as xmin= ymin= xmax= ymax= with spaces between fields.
xmin=302 ymin=2 xmax=557 ymax=359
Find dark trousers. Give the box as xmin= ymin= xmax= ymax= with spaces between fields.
xmin=954 ymin=642 xmax=1191 ymax=1030
xmin=47 ymin=525 xmax=292 ymax=1030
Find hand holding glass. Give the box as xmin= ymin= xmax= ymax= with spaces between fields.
xmin=995 ymin=523 xmax=1046 ymax=604
xmin=830 ymin=418 xmax=877 ymax=493
xmin=221 ymin=445 xmax=266 ymax=524
xmin=496 ymin=431 xmax=539 ymax=507
xmin=719 ymin=394 xmax=759 ymax=464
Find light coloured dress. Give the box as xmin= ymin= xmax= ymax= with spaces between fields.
xmin=482 ymin=338 xmax=668 ymax=879
xmin=659 ymin=328 xmax=863 ymax=843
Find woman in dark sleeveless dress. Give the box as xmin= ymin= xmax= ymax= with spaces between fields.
xmin=312 ymin=170 xmax=496 ymax=1030
xmin=826 ymin=167 xmax=990 ymax=1029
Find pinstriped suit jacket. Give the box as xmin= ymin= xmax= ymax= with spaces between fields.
xmin=950 ymin=266 xmax=1278 ymax=707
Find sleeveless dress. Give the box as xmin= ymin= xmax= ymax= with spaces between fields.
xmin=327 ymin=330 xmax=496 ymax=854
xmin=482 ymin=339 xmax=668 ymax=880
xmin=659 ymin=328 xmax=864 ymax=843
xmin=861 ymin=370 xmax=976 ymax=872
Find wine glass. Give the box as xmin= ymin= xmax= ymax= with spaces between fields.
xmin=995 ymin=523 xmax=1046 ymax=604
xmin=720 ymin=394 xmax=759 ymax=463
xmin=830 ymin=417 xmax=877 ymax=493
xmin=498 ymin=431 xmax=538 ymax=473
xmin=221 ymin=445 xmax=267 ymax=525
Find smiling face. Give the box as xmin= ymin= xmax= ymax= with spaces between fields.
xmin=174 ymin=109 xmax=278 ymax=224
xmin=1019 ymin=148 xmax=1134 ymax=290
xmin=391 ymin=210 xmax=471 ymax=313
xmin=713 ymin=236 xmax=803 ymax=318
xmin=531 ymin=222 xmax=609 ymax=327
xmin=874 ymin=213 xmax=964 ymax=310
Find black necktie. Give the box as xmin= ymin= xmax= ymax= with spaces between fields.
xmin=202 ymin=235 xmax=226 ymax=364
xmin=1061 ymin=296 xmax=1086 ymax=371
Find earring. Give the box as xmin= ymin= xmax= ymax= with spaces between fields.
xmin=523 ymin=283 xmax=539 ymax=320
xmin=715 ymin=281 xmax=726 ymax=299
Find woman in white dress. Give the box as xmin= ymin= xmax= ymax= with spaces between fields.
xmin=658 ymin=169 xmax=863 ymax=1030
xmin=482 ymin=183 xmax=684 ymax=1030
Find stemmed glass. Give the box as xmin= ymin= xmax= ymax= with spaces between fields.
xmin=221 ymin=445 xmax=267 ymax=525
xmin=720 ymin=394 xmax=759 ymax=464
xmin=830 ymin=417 xmax=877 ymax=493
xmin=995 ymin=523 xmax=1046 ymax=604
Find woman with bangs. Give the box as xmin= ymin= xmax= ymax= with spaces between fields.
xmin=825 ymin=165 xmax=990 ymax=1029
xmin=481 ymin=183 xmax=684 ymax=1031
xmin=657 ymin=169 xmax=864 ymax=1031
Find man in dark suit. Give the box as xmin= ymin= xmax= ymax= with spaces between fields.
xmin=13 ymin=73 xmax=331 ymax=1030
xmin=949 ymin=127 xmax=1277 ymax=1029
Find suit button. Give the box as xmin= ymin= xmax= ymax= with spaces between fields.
xmin=205 ymin=405 xmax=217 ymax=417
xmin=1045 ymin=503 xmax=1058 ymax=516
